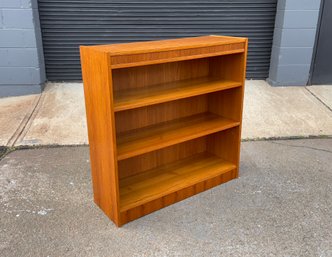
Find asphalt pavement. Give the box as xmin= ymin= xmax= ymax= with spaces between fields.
xmin=1 ymin=139 xmax=331 ymax=257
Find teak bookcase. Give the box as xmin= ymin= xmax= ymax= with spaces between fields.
xmin=80 ymin=35 xmax=248 ymax=227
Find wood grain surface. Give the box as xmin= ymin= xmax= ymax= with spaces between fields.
xmin=80 ymin=35 xmax=248 ymax=226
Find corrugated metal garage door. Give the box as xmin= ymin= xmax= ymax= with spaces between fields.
xmin=38 ymin=0 xmax=277 ymax=81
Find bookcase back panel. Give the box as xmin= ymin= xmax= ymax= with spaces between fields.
xmin=112 ymin=58 xmax=209 ymax=91
xmin=118 ymin=137 xmax=206 ymax=179
xmin=115 ymin=95 xmax=208 ymax=134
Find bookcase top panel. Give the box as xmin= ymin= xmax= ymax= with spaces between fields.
xmin=84 ymin=35 xmax=247 ymax=56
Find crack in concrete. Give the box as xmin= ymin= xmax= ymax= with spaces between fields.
xmin=6 ymin=93 xmax=43 ymax=147
xmin=270 ymin=140 xmax=332 ymax=154
xmin=0 ymin=146 xmax=8 ymax=159
xmin=305 ymin=87 xmax=332 ymax=113
xmin=0 ymin=146 xmax=15 ymax=161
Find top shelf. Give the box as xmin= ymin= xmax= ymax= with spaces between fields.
xmin=113 ymin=77 xmax=241 ymax=112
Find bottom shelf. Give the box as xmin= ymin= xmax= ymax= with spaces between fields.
xmin=119 ymin=152 xmax=236 ymax=212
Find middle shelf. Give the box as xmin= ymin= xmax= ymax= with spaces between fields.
xmin=113 ymin=77 xmax=242 ymax=112
xmin=116 ymin=112 xmax=240 ymax=160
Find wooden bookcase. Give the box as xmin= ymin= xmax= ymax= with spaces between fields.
xmin=80 ymin=35 xmax=248 ymax=227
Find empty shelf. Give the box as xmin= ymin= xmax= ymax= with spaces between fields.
xmin=116 ymin=112 xmax=240 ymax=160
xmin=114 ymin=77 xmax=241 ymax=112
xmin=119 ymin=152 xmax=236 ymax=211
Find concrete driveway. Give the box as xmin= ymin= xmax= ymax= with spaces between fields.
xmin=1 ymin=139 xmax=331 ymax=256
xmin=0 ymin=80 xmax=332 ymax=147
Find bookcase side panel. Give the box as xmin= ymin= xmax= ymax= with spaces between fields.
xmin=208 ymin=52 xmax=246 ymax=83
xmin=207 ymin=127 xmax=240 ymax=164
xmin=208 ymin=41 xmax=248 ymax=122
xmin=207 ymin=40 xmax=248 ymax=177
xmin=207 ymin=88 xmax=243 ymax=122
xmin=80 ymin=47 xmax=120 ymax=225
xmin=233 ymin=40 xmax=248 ymax=177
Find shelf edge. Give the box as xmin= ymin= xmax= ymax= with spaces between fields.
xmin=117 ymin=119 xmax=240 ymax=161
xmin=114 ymin=81 xmax=242 ymax=112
